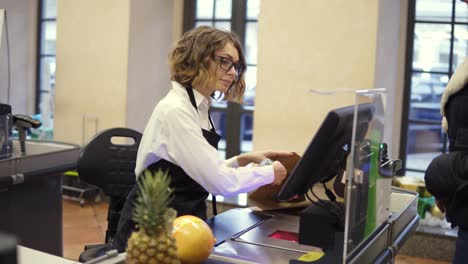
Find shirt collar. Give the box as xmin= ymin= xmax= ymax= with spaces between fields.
xmin=172 ymin=81 xmax=210 ymax=109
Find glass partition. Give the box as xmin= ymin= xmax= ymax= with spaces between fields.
xmin=343 ymin=89 xmax=389 ymax=261
xmin=306 ymin=88 xmax=389 ymax=262
xmin=0 ymin=9 xmax=12 ymax=160
xmin=0 ymin=9 xmax=9 ymax=102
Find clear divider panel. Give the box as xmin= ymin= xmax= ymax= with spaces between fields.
xmin=0 ymin=9 xmax=8 ymax=103
xmin=343 ymin=89 xmax=388 ymax=261
xmin=0 ymin=9 xmax=12 ymax=160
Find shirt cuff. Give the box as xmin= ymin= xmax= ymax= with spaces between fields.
xmin=224 ymin=156 xmax=239 ymax=168
xmin=254 ymin=165 xmax=275 ymax=185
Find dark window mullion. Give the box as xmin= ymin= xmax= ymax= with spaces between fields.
xmin=412 ymin=69 xmax=449 ymax=74
xmin=414 ymin=20 xmax=454 ymax=24
xmin=195 ymin=18 xmax=231 ymax=22
xmin=448 ymin=0 xmax=456 ymax=76
xmin=225 ymin=102 xmax=242 ymax=158
xmin=35 ymin=0 xmax=45 ymax=113
xmin=399 ymin=0 xmax=416 ymax=174
xmin=408 ymin=119 xmax=442 ymax=125
xmin=41 ymin=18 xmax=56 ymax=22
xmin=183 ymin=0 xmax=196 ymax=32
xmin=406 ymin=168 xmax=426 ymax=173
xmin=224 ymin=0 xmax=247 ymax=159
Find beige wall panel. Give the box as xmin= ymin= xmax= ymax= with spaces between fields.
xmin=54 ymin=0 xmax=130 ymax=144
xmin=254 ymin=0 xmax=379 ymax=154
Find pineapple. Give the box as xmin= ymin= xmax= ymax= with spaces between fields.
xmin=126 ymin=169 xmax=180 ymax=264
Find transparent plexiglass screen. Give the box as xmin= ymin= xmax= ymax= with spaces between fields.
xmin=343 ymin=89 xmax=388 ymax=261
xmin=0 ymin=9 xmax=12 ymax=160
xmin=0 ymin=9 xmax=8 ymax=103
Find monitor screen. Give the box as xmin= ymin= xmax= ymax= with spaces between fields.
xmin=277 ymin=103 xmax=375 ymax=201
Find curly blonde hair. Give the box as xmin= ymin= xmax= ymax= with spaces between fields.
xmin=169 ymin=26 xmax=247 ymax=103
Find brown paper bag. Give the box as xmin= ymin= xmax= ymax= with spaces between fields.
xmin=248 ymin=152 xmax=310 ymax=210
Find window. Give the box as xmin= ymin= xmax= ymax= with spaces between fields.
xmin=36 ymin=0 xmax=57 ymax=130
xmin=184 ymin=0 xmax=260 ymax=205
xmin=401 ymin=0 xmax=468 ymax=177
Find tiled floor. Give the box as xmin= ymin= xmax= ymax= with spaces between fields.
xmin=62 ymin=199 xmax=450 ymax=263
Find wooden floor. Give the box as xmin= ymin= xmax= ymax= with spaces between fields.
xmin=62 ymin=199 xmax=450 ymax=263
xmin=63 ymin=198 xmax=108 ymax=260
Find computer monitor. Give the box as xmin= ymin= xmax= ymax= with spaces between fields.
xmin=277 ymin=103 xmax=375 ymax=201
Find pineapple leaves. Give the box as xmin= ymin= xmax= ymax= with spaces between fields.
xmin=133 ymin=169 xmax=174 ymax=235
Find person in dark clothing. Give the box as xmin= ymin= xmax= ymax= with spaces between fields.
xmin=426 ymin=54 xmax=468 ymax=264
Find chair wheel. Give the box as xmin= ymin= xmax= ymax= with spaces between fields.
xmin=80 ymin=199 xmax=85 ymax=207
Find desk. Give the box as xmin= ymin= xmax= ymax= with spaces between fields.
xmin=0 ymin=140 xmax=80 ymax=256
xmin=18 ymin=246 xmax=78 ymax=264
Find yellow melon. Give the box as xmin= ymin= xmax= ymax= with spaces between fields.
xmin=172 ymin=215 xmax=215 ymax=264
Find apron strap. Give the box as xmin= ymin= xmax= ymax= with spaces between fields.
xmin=185 ymin=87 xmax=218 ymax=216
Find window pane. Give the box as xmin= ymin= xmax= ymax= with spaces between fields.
xmin=245 ymin=22 xmax=258 ymax=64
xmin=453 ymin=25 xmax=468 ymax=70
xmin=214 ymin=21 xmax=231 ymax=31
xmin=210 ymin=111 xmax=226 ymax=149
xmin=410 ymin=72 xmax=448 ymax=105
xmin=415 ymin=0 xmax=453 ymax=22
xmin=404 ymin=170 xmax=425 ymax=179
xmin=218 ymin=150 xmax=226 ymax=160
xmin=409 ymin=102 xmax=443 ymax=122
xmin=195 ymin=21 xmax=214 ymax=28
xmin=413 ymin=23 xmax=451 ymax=72
xmin=41 ymin=21 xmax=56 ymax=55
xmin=39 ymin=57 xmax=56 ymax=127
xmin=247 ymin=0 xmax=260 ymax=19
xmin=196 ymin=0 xmax=214 ymax=19
xmin=42 ymin=0 xmax=57 ymax=19
xmin=211 ymin=93 xmax=228 ymax=108
xmin=241 ymin=113 xmax=253 ymax=153
xmin=243 ymin=65 xmax=257 ymax=108
xmin=215 ymin=0 xmax=232 ymax=19
xmin=455 ymin=0 xmax=468 ymax=22
xmin=406 ymin=123 xmax=444 ymax=171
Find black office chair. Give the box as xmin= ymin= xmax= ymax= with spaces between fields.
xmin=77 ymin=127 xmax=142 ymax=262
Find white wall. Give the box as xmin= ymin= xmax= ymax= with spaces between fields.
xmin=253 ymin=0 xmax=407 ymax=159
xmin=126 ymin=0 xmax=176 ymax=132
xmin=0 ymin=0 xmax=37 ymax=115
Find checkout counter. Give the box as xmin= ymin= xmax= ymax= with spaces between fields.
xmin=0 ymin=139 xmax=80 ymax=256
xmin=203 ymin=90 xmax=419 ymax=264
xmin=6 ymin=90 xmax=419 ymax=263
xmin=204 ymin=188 xmax=418 ymax=264
xmin=202 ymin=90 xmax=419 ymax=263
xmin=37 ymin=187 xmax=416 ymax=264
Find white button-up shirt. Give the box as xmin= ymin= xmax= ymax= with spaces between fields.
xmin=135 ymin=81 xmax=274 ymax=196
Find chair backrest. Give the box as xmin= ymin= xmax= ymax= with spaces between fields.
xmin=78 ymin=127 xmax=142 ymax=197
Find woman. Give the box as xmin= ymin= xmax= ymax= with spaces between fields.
xmin=427 ymin=53 xmax=468 ymax=263
xmin=113 ymin=26 xmax=292 ymax=252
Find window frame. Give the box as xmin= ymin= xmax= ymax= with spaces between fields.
xmin=183 ymin=0 xmax=256 ymax=159
xmin=35 ymin=0 xmax=57 ymax=115
xmin=400 ymin=0 xmax=468 ymax=175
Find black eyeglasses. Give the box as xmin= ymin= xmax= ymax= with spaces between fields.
xmin=214 ymin=55 xmax=244 ymax=78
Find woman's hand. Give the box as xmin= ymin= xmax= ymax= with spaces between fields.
xmin=236 ymin=151 xmax=296 ymax=167
xmin=271 ymin=161 xmax=288 ymax=185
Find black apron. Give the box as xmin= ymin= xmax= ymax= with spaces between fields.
xmin=112 ymin=87 xmax=221 ymax=252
